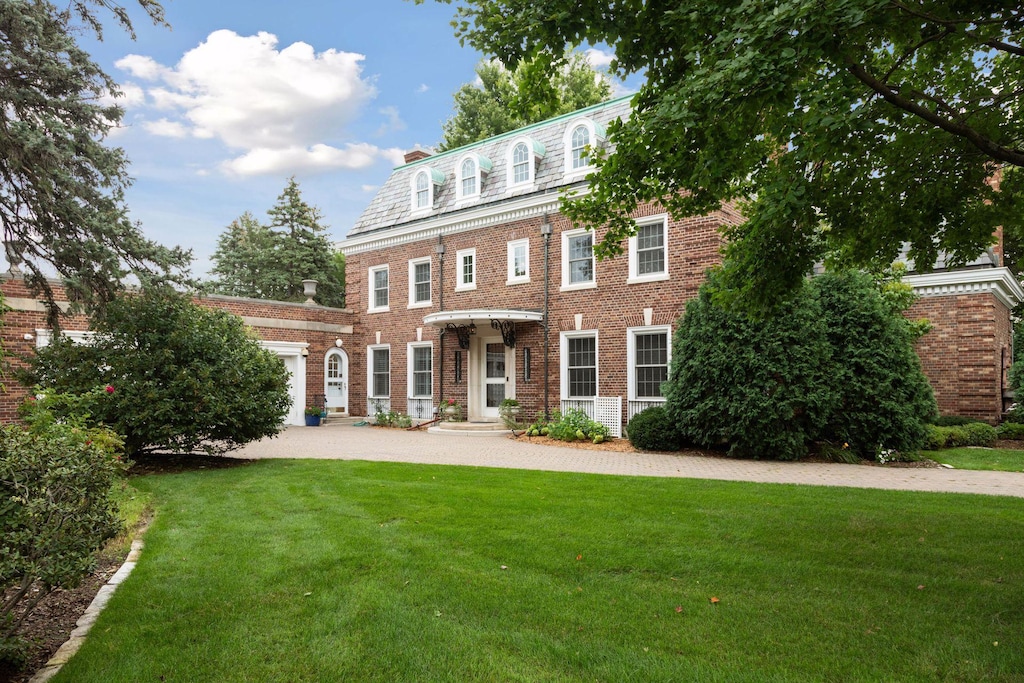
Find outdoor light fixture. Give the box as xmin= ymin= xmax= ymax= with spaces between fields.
xmin=335 ymin=338 xmax=343 ymax=347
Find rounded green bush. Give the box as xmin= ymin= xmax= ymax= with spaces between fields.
xmin=626 ymin=406 xmax=683 ymax=451
xmin=997 ymin=422 xmax=1024 ymax=440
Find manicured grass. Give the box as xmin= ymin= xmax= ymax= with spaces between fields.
xmin=933 ymin=447 xmax=1024 ymax=473
xmin=56 ymin=460 xmax=1023 ymax=682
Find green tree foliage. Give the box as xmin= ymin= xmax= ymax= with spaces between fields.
xmin=22 ymin=288 xmax=291 ymax=456
xmin=665 ymin=270 xmax=936 ymax=460
xmin=0 ymin=0 xmax=190 ymax=324
xmin=439 ymin=0 xmax=1024 ymax=309
xmin=665 ymin=272 xmax=837 ymax=460
xmin=1 ymin=390 xmax=124 ymax=661
xmin=209 ymin=178 xmax=345 ymax=307
xmin=439 ymin=52 xmax=611 ymax=151
xmin=815 ymin=271 xmax=937 ymax=458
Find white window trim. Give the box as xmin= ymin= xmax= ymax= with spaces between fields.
xmin=505 ymin=136 xmax=545 ymax=191
xmin=455 ymin=153 xmax=488 ymax=203
xmin=506 ymin=238 xmax=530 ymax=285
xmin=627 ymin=325 xmax=672 ymax=402
xmin=408 ymin=257 xmax=432 ymax=309
xmin=410 ymin=167 xmax=443 ymax=216
xmin=455 ymin=247 xmax=477 ymax=292
xmin=407 ymin=341 xmax=434 ymax=399
xmin=367 ymin=344 xmax=391 ymax=399
xmin=627 ymin=214 xmax=670 ymax=284
xmin=560 ymin=228 xmax=597 ymax=291
xmin=368 ymin=264 xmax=390 ymax=313
xmin=560 ymin=330 xmax=599 ymax=400
xmin=562 ymin=118 xmax=601 ymax=178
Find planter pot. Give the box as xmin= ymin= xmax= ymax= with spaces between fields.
xmin=304 ymin=415 xmax=322 ymax=427
xmin=444 ymin=406 xmax=457 ymax=416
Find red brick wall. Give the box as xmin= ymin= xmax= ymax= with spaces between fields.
xmin=344 ymin=202 xmax=730 ymax=421
xmin=0 ymin=278 xmax=355 ymax=421
xmin=908 ymin=292 xmax=1012 ymax=424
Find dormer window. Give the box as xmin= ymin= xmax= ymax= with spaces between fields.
xmin=415 ymin=172 xmax=430 ymax=209
xmin=570 ymin=125 xmax=590 ymax=169
xmin=461 ymin=158 xmax=476 ymax=196
xmin=562 ymin=119 xmax=604 ymax=175
xmin=506 ymin=137 xmax=545 ymax=189
xmin=410 ymin=167 xmax=445 ymax=213
xmin=455 ymin=153 xmax=491 ymax=202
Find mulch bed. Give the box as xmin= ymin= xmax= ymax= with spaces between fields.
xmin=0 ymin=557 xmax=120 ymax=683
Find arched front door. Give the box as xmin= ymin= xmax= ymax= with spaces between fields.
xmin=325 ymin=348 xmax=348 ymax=413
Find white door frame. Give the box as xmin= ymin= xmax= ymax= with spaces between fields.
xmin=324 ymin=348 xmax=349 ymax=413
xmin=260 ymin=341 xmax=308 ymax=426
xmin=471 ymin=335 xmax=515 ymax=421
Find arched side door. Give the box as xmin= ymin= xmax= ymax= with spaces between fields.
xmin=325 ymin=348 xmax=349 ymax=414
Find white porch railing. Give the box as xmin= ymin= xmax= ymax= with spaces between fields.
xmin=560 ymin=397 xmax=622 ymax=438
xmin=627 ymin=399 xmax=666 ymax=422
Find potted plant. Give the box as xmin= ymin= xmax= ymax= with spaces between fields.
xmin=499 ymin=398 xmax=522 ymax=429
xmin=441 ymin=398 xmax=463 ymax=422
xmin=304 ymin=405 xmax=323 ymax=426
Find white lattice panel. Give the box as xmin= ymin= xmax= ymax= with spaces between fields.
xmin=594 ymin=396 xmax=622 ymax=438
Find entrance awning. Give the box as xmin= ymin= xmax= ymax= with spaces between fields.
xmin=422 ymin=309 xmax=544 ymax=327
xmin=423 ymin=309 xmax=543 ymax=348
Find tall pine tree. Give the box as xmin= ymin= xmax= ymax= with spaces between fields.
xmin=209 ymin=179 xmax=345 ymax=307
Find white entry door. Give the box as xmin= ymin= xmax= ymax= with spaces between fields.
xmin=480 ymin=337 xmax=506 ymax=419
xmin=325 ymin=349 xmax=348 ymax=413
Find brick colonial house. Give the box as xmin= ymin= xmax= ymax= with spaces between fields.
xmin=2 ymin=97 xmax=1019 ymax=431
xmin=338 ymin=95 xmax=1024 ymax=430
xmin=0 ymin=276 xmax=355 ymax=426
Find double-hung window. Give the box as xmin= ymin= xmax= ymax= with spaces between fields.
xmin=369 ymin=265 xmax=389 ymax=312
xmin=369 ymin=346 xmax=390 ymax=398
xmin=629 ymin=328 xmax=670 ymax=399
xmin=561 ymin=229 xmax=595 ymax=290
xmin=561 ymin=332 xmax=597 ymax=399
xmin=507 ymin=239 xmax=529 ymax=284
xmin=456 ymin=248 xmax=476 ymax=291
xmin=408 ymin=343 xmax=433 ymax=398
xmin=628 ymin=216 xmax=669 ymax=283
xmin=570 ymin=125 xmax=590 ymax=170
xmin=409 ymin=258 xmax=431 ymax=307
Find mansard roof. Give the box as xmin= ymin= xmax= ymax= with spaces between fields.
xmin=348 ymin=95 xmax=633 ymax=238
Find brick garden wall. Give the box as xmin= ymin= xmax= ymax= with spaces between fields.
xmin=0 ymin=277 xmax=355 ymax=422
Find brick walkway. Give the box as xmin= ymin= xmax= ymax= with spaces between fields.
xmin=233 ymin=421 xmax=1024 ymax=499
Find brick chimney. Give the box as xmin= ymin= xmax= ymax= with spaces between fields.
xmin=404 ymin=149 xmax=431 ymax=164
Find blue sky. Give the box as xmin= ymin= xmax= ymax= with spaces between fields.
xmin=70 ymin=0 xmax=632 ymax=278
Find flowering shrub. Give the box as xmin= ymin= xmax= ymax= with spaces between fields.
xmin=546 ymin=408 xmax=610 ymax=444
xmin=1 ymin=390 xmax=126 ymax=663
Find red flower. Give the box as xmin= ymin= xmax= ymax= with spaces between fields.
xmin=105 ymin=385 xmax=115 ymax=394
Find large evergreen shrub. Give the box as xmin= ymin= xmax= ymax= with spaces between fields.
xmin=815 ymin=271 xmax=937 ymax=458
xmin=665 ymin=270 xmax=937 ymax=460
xmin=664 ymin=274 xmax=837 ymax=460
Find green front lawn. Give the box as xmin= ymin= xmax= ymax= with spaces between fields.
xmin=932 ymin=447 xmax=1024 ymax=473
xmin=56 ymin=460 xmax=1024 ymax=682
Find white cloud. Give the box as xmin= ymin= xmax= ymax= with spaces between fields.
xmin=361 ymin=184 xmax=379 ymax=193
xmin=416 ymin=83 xmax=429 ymax=93
xmin=584 ymin=48 xmax=615 ymax=69
xmin=115 ymin=30 xmax=385 ymax=176
xmin=143 ymin=118 xmax=189 ymax=138
xmin=375 ymin=106 xmax=406 ymax=136
xmin=115 ymin=54 xmax=170 ymax=81
xmin=221 ymin=143 xmax=404 ymax=176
